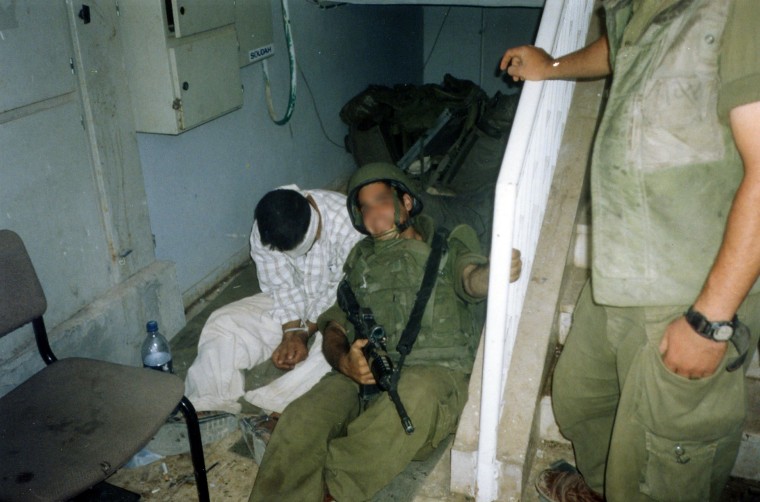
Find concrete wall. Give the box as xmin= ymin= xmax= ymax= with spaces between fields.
xmin=422 ymin=6 xmax=542 ymax=96
xmin=0 ymin=1 xmax=421 ymax=397
xmin=136 ymin=3 xmax=543 ymax=305
xmin=0 ymin=1 xmax=539 ymax=399
xmin=0 ymin=0 xmax=173 ymax=397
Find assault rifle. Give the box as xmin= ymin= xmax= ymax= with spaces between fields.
xmin=337 ymin=279 xmax=415 ymax=434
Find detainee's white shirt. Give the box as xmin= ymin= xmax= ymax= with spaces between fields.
xmin=250 ymin=186 xmax=363 ymax=325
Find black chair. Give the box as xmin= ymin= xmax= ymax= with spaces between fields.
xmin=0 ymin=229 xmax=210 ymax=501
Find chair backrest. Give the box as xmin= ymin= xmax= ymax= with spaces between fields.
xmin=0 ymin=230 xmax=47 ymax=337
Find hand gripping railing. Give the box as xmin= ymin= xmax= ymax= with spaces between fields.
xmin=475 ymin=1 xmax=594 ymax=500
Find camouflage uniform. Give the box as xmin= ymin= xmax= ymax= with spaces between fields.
xmin=553 ymin=1 xmax=760 ymax=500
xmin=250 ymin=164 xmax=487 ymax=501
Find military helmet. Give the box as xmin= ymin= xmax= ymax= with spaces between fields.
xmin=346 ymin=162 xmax=424 ymax=235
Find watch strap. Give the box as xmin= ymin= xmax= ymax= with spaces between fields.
xmin=684 ymin=306 xmax=737 ymax=341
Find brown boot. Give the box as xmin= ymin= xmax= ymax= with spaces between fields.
xmin=536 ymin=460 xmax=604 ymax=502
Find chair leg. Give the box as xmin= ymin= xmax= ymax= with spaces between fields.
xmin=178 ymin=396 xmax=210 ymax=502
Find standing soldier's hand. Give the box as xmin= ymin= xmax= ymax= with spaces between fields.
xmin=500 ymin=45 xmax=554 ymax=81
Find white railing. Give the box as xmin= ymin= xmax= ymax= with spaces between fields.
xmin=475 ymin=1 xmax=593 ymax=500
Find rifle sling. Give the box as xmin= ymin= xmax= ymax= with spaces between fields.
xmin=395 ymin=227 xmax=448 ymax=365
xmin=337 ymin=227 xmax=448 ymax=370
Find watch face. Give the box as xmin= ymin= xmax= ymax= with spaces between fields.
xmin=714 ymin=324 xmax=734 ymax=341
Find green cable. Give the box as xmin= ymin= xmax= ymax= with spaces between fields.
xmin=263 ymin=0 xmax=296 ymax=125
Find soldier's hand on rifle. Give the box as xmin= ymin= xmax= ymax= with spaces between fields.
xmin=339 ymin=339 xmax=376 ymax=385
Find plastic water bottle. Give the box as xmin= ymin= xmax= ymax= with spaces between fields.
xmin=142 ymin=320 xmax=173 ymax=373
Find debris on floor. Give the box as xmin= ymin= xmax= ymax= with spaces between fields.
xmin=107 ymin=428 xmax=257 ymax=501
xmin=146 ymin=411 xmax=240 ymax=456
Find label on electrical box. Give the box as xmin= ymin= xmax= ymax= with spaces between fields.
xmin=249 ymin=44 xmax=275 ymax=63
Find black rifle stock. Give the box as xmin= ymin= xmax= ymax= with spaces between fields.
xmin=337 ymin=280 xmax=415 ymax=434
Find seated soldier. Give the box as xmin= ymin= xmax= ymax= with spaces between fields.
xmin=185 ymin=186 xmax=362 ymax=414
xmin=249 ymin=163 xmax=521 ymax=501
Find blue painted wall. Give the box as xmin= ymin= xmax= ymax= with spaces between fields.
xmin=0 ymin=2 xmax=540 ymax=396
xmin=137 ymin=3 xmax=423 ymax=300
xmin=136 ymin=3 xmax=540 ymax=302
xmin=423 ymin=6 xmax=542 ymax=96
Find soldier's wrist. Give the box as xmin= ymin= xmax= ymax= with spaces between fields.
xmin=336 ymin=352 xmax=351 ymax=376
xmin=327 ymin=321 xmax=347 ymax=336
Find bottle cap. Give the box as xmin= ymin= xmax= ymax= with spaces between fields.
xmin=146 ymin=320 xmax=158 ymax=332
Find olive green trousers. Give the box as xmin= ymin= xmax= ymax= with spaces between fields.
xmin=249 ymin=364 xmax=469 ymax=502
xmin=553 ymin=282 xmax=760 ymax=501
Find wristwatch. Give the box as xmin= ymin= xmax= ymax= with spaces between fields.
xmin=684 ymin=306 xmax=737 ymax=342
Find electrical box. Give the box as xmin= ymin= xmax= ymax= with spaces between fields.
xmin=235 ymin=0 xmax=275 ymax=67
xmin=167 ymin=0 xmax=235 ymax=38
xmin=118 ymin=1 xmax=243 ymax=134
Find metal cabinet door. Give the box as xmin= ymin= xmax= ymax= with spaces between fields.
xmin=169 ymin=0 xmax=235 ymax=38
xmin=168 ymin=25 xmax=242 ymax=131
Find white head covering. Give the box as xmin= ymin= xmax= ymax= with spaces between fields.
xmin=284 ymin=203 xmax=319 ymax=258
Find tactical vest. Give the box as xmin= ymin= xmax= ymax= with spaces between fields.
xmin=591 ymin=0 xmax=757 ymax=306
xmin=343 ymin=217 xmax=479 ymax=373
